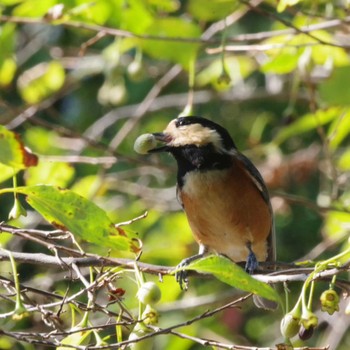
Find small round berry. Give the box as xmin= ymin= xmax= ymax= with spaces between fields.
xmin=299 ymin=325 xmax=314 ymax=340
xmin=280 ymin=313 xmax=300 ymax=339
xmin=136 ymin=281 xmax=161 ymax=305
xmin=134 ymin=134 xmax=157 ymax=154
xmin=127 ymin=60 xmax=145 ymax=81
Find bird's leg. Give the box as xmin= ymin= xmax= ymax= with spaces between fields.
xmin=245 ymin=242 xmax=278 ymax=310
xmin=175 ymin=244 xmax=208 ymax=290
xmin=245 ymin=242 xmax=259 ymax=274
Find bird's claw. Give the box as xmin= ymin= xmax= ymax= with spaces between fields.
xmin=175 ymin=262 xmax=189 ymax=291
xmin=175 ymin=254 xmax=204 ymax=290
xmin=245 ymin=249 xmax=259 ymax=274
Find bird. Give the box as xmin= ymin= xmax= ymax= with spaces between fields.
xmin=144 ymin=116 xmax=276 ymax=308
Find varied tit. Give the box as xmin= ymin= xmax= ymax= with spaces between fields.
xmin=135 ymin=116 xmax=276 ymax=308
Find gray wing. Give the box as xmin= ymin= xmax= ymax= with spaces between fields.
xmin=176 ymin=185 xmax=184 ymax=209
xmin=233 ymin=150 xmax=276 ymax=263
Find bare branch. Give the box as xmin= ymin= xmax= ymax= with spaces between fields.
xmin=169 ymin=330 xmax=329 ymax=350
xmin=1 ymin=13 xmax=349 ymax=47
xmin=39 ymin=155 xmax=117 ymax=165
xmin=0 ymin=248 xmax=349 ymax=286
xmin=239 ymin=0 xmax=349 ymax=48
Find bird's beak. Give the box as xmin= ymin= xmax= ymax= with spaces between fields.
xmin=148 ymin=132 xmax=172 ymax=153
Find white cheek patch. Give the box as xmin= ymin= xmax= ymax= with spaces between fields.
xmin=164 ymin=121 xmax=224 ymax=151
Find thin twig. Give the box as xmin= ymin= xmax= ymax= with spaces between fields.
xmin=239 ymin=0 xmax=348 ymax=48
xmin=1 ymin=13 xmax=349 ymax=47
xmin=207 ymin=41 xmax=324 ymax=54
xmin=169 ymin=330 xmax=329 ymax=350
xmin=87 ymin=295 xmax=252 ymax=349
xmin=39 ymin=155 xmax=117 ymax=165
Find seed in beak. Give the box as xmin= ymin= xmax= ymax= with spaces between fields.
xmin=134 ymin=133 xmax=157 ymax=154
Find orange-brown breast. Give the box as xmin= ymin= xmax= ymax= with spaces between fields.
xmin=179 ymin=158 xmax=272 ymax=262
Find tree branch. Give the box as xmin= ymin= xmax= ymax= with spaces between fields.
xmin=0 ymin=249 xmax=349 ymax=287
xmin=1 ymin=13 xmax=349 ymax=47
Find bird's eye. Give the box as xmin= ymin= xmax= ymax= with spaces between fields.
xmin=175 ymin=119 xmax=183 ymax=128
xmin=175 ymin=118 xmax=188 ymax=128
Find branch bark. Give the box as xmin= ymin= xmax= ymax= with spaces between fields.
xmin=1 ymin=249 xmax=349 ymax=286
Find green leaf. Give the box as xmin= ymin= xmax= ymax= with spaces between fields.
xmin=327 ymin=110 xmax=350 ymax=150
xmin=196 ymin=56 xmax=255 ymax=90
xmin=0 ymin=57 xmax=16 ymax=86
xmin=119 ymin=0 xmax=154 ymax=34
xmin=0 ymin=23 xmax=16 ymax=58
xmin=183 ymin=255 xmax=279 ymax=302
xmin=25 ymin=161 xmax=75 ymax=187
xmin=260 ymin=34 xmax=304 ymax=74
xmin=310 ymin=31 xmax=349 ymax=67
xmin=0 ymin=163 xmax=18 ymax=184
xmin=57 ymin=326 xmax=92 ymax=350
xmin=188 ymin=0 xmax=239 ymax=21
xmin=274 ymin=107 xmax=340 ymax=144
xmin=319 ymin=66 xmax=350 ymax=106
xmin=141 ymin=17 xmax=201 ymax=68
xmin=260 ymin=31 xmax=348 ymax=75
xmin=0 ymin=125 xmax=38 ymax=169
xmin=56 ymin=310 xmax=91 ymax=349
xmin=18 ymin=61 xmax=65 ymax=104
xmin=148 ymin=0 xmax=180 ymax=13
xmin=0 ymin=24 xmax=16 ymax=86
xmin=70 ymin=0 xmax=112 ymax=25
xmin=16 ymin=185 xmax=131 ymax=251
xmin=13 ymin=0 xmax=56 ymax=17
xmin=324 ymin=211 xmax=350 ymax=240
xmin=0 ymin=0 xmax=23 ymax=4
xmin=70 ymin=175 xmax=103 ymax=199
xmin=23 ymin=127 xmax=61 ymax=154
xmin=277 ymin=0 xmax=301 ymax=13
xmin=142 ymin=212 xmax=193 ymax=263
xmin=338 ymin=149 xmax=350 ymax=171
xmin=261 ymin=52 xmax=299 ymax=74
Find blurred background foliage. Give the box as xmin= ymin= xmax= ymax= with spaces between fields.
xmin=0 ymin=0 xmax=350 ymax=349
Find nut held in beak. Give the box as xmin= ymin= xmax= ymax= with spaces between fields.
xmin=134 ymin=133 xmax=157 ymax=154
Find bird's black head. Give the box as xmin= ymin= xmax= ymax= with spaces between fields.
xmin=149 ymin=116 xmax=237 ymax=185
xmin=149 ymin=116 xmax=236 ymax=154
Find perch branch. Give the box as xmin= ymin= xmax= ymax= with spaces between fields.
xmin=0 ymin=249 xmax=349 ymax=286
